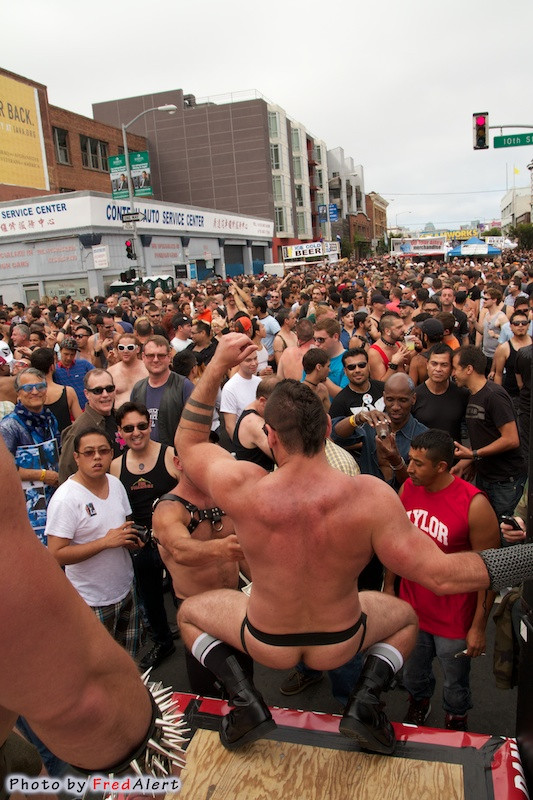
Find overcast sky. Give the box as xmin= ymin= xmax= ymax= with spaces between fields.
xmin=3 ymin=0 xmax=532 ymax=232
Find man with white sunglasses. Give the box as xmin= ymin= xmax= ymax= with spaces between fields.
xmin=107 ymin=334 xmax=148 ymax=407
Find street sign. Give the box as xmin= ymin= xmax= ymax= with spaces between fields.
xmin=494 ymin=133 xmax=533 ymax=149
xmin=92 ymin=244 xmax=109 ymax=269
xmin=121 ymin=211 xmax=144 ymax=223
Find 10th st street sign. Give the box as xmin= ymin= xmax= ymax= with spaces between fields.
xmin=494 ymin=133 xmax=533 ymax=149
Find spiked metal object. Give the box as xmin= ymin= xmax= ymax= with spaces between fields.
xmin=128 ymin=669 xmax=188 ymax=778
xmin=77 ymin=669 xmax=188 ymax=800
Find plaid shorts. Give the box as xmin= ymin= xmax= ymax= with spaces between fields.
xmin=92 ymin=589 xmax=143 ymax=657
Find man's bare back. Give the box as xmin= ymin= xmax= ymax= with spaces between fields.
xmin=276 ymin=342 xmax=311 ymax=381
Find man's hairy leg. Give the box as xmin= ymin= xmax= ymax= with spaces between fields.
xmin=358 ymin=591 xmax=419 ymax=659
xmin=178 ymin=590 xmax=276 ymax=750
xmin=178 ymin=589 xmax=249 ymax=653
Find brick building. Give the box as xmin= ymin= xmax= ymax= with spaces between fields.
xmin=0 ymin=68 xmax=146 ymax=203
xmin=366 ymin=191 xmax=389 ymax=241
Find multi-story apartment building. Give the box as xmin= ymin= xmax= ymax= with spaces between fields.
xmin=327 ymin=146 xmax=366 ymax=219
xmin=93 ymin=90 xmax=332 ymax=261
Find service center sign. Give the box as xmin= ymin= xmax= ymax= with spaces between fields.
xmin=0 ymin=74 xmax=49 ymax=191
xmin=0 ymin=194 xmax=274 ymax=240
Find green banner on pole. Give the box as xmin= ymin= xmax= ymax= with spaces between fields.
xmin=109 ymin=151 xmax=153 ymax=199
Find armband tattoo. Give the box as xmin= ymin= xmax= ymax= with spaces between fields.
xmin=480 ymin=543 xmax=533 ymax=591
xmin=73 ymin=671 xmax=187 ymax=781
xmin=188 ymin=398 xmax=214 ymax=411
xmin=181 ymin=408 xmax=213 ymax=425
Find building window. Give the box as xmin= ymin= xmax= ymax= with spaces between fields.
xmin=275 ymin=206 xmax=286 ymax=233
xmin=295 ymin=184 xmax=304 ymax=207
xmin=268 ymin=111 xmax=279 ymax=139
xmin=293 ymin=156 xmax=302 ymax=180
xmin=292 ymin=128 xmax=300 ymax=152
xmin=80 ymin=135 xmax=109 ymax=171
xmin=297 ymin=212 xmax=307 ymax=237
xmin=316 ymin=169 xmax=323 ymax=189
xmin=270 ymin=143 xmax=281 ymax=171
xmin=272 ymin=175 xmax=284 ymax=203
xmin=53 ymin=128 xmax=70 ymax=165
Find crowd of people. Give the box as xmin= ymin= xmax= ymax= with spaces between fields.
xmin=2 ymin=249 xmax=533 ymax=778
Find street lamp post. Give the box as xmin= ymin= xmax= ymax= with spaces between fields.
xmin=395 ymin=210 xmax=412 ymax=230
xmin=121 ymin=104 xmax=177 ymax=277
xmin=528 ymin=161 xmax=533 ymax=225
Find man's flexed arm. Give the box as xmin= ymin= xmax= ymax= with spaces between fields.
xmin=175 ymin=334 xmax=258 ymax=491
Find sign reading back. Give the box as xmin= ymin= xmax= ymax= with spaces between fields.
xmin=0 ymin=74 xmax=49 ymax=191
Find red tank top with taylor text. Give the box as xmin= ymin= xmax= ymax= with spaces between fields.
xmin=399 ymin=476 xmax=482 ymax=638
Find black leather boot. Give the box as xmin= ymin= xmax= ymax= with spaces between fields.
xmin=214 ymin=654 xmax=277 ymax=750
xmin=339 ymin=655 xmax=396 ymax=754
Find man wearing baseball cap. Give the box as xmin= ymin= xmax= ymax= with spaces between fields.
xmin=170 ymin=314 xmax=193 ymax=353
xmin=54 ymin=337 xmax=94 ymax=409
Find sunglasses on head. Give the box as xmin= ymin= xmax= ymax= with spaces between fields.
xmin=86 ymin=384 xmax=115 ymax=395
xmin=121 ymin=421 xmax=150 ymax=433
xmin=117 ymin=343 xmax=136 ymax=351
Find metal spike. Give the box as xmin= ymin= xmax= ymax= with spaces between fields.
xmin=153 ymin=685 xmax=172 ymax=697
xmin=152 ymin=756 xmax=168 ymax=775
xmin=130 ymin=758 xmax=144 ymax=778
xmin=161 ymin=737 xmax=184 ymax=748
xmin=148 ymin=738 xmax=176 ymax=760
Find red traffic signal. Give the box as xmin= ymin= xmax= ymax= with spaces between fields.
xmin=473 ymin=112 xmax=489 ymax=150
xmin=125 ymin=240 xmax=136 ymax=260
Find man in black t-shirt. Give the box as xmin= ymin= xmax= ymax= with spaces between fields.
xmin=452 ymin=345 xmax=526 ymax=522
xmin=413 ymin=344 xmax=468 ymax=442
xmin=330 ymin=348 xmax=385 ymax=419
xmin=515 ymin=343 xmax=532 ymax=459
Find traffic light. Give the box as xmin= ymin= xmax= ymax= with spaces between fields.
xmin=119 ymin=268 xmax=136 ymax=283
xmin=473 ymin=112 xmax=489 ymax=150
xmin=125 ymin=239 xmax=136 ymax=259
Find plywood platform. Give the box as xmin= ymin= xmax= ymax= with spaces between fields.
xmin=179 ymin=728 xmax=465 ymax=800
xmin=165 ymin=693 xmax=525 ymax=800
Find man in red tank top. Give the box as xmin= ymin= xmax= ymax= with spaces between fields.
xmin=384 ymin=429 xmax=500 ymax=731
